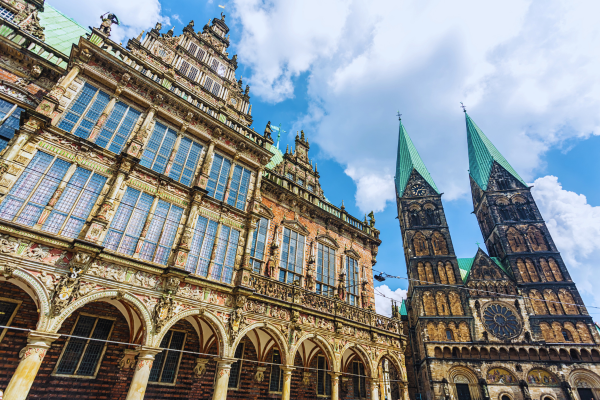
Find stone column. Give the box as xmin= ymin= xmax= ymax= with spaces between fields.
xmin=281 ymin=366 xmax=295 ymax=400
xmin=195 ymin=139 xmax=215 ymax=189
xmin=370 ymin=378 xmax=380 ymax=400
xmin=163 ymin=132 xmax=183 ymax=176
xmin=211 ymin=358 xmax=235 ymax=400
xmin=88 ymin=96 xmax=118 ymax=142
xmin=169 ymin=190 xmax=204 ymax=269
xmin=124 ymin=347 xmax=162 ymax=400
xmin=34 ymin=163 xmax=78 ymax=229
xmin=133 ymin=196 xmax=159 ymax=258
xmin=330 ymin=372 xmax=342 ymax=400
xmin=206 ymin=223 xmax=223 ymax=280
xmin=3 ymin=331 xmax=60 ymax=400
xmin=49 ymin=64 xmax=82 ymax=101
xmin=236 ymin=216 xmax=258 ymax=286
xmin=222 ymin=153 xmax=240 ymax=204
xmin=126 ymin=100 xmax=160 ymax=158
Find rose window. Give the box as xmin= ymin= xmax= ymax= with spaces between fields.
xmin=482 ymin=302 xmax=522 ymax=339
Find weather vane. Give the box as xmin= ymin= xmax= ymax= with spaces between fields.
xmin=396 ymin=111 xmax=402 ymax=121
xmin=460 ymin=102 xmax=467 ymax=113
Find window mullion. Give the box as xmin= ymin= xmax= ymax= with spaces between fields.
xmin=159 ymin=332 xmax=174 ymax=382
xmin=12 ymin=155 xmax=58 ymax=222
xmin=74 ymin=317 xmax=98 ymax=375
xmin=108 ymin=105 xmax=129 ymax=148
xmin=72 ymin=89 xmax=100 ymax=135
xmin=57 ymin=171 xmax=94 ymax=235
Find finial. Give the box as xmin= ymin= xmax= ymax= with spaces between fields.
xmin=301 ymin=130 xmax=305 ymax=140
xmin=341 ymin=200 xmax=345 ymax=211
xmin=476 ymin=241 xmax=481 ymax=248
xmin=286 ymin=144 xmax=289 ymax=154
xmin=460 ymin=102 xmax=467 ymax=113
xmin=396 ymin=111 xmax=402 ymax=121
xmin=296 ymin=131 xmax=299 ymax=139
xmin=136 ymin=30 xmax=144 ymax=41
xmin=315 ymin=163 xmax=318 ymax=172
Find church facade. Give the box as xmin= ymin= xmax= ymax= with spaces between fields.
xmin=0 ymin=1 xmax=407 ymax=400
xmin=395 ymin=114 xmax=600 ymax=400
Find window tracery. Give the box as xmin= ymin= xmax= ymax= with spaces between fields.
xmin=507 ymin=228 xmax=527 ymax=252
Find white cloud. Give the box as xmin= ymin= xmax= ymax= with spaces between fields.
xmin=231 ymin=0 xmax=600 ymax=213
xmin=374 ymin=284 xmax=407 ymax=317
xmin=531 ymin=176 xmax=600 ymax=309
xmin=48 ymin=0 xmax=170 ymax=44
xmin=172 ymin=14 xmax=183 ymax=25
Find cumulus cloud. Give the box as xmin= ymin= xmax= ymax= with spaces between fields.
xmin=374 ymin=285 xmax=407 ymax=317
xmin=531 ymin=176 xmax=600 ymax=308
xmin=48 ymin=0 xmax=170 ymax=44
xmin=231 ymin=0 xmax=600 ymax=213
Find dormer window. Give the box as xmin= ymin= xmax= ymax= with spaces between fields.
xmin=297 ymin=178 xmax=304 ymax=186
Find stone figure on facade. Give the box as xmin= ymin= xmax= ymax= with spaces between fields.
xmin=99 ymin=13 xmax=119 ymax=36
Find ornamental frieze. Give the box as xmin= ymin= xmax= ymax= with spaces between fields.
xmin=0 ymin=233 xmax=72 ymax=267
xmin=244 ymin=299 xmax=290 ymax=320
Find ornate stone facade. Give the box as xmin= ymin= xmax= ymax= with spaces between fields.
xmin=0 ymin=2 xmax=406 ymax=400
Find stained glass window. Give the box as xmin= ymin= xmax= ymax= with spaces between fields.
xmin=58 ymin=83 xmax=111 ymax=139
xmin=206 ymin=153 xmax=231 ymax=201
xmin=137 ymin=200 xmax=183 ymax=265
xmin=279 ymin=228 xmax=305 ymax=284
xmin=140 ymin=122 xmax=178 ymax=174
xmin=42 ymin=167 xmax=107 ymax=238
xmin=103 ymin=187 xmax=154 ymax=256
xmin=149 ymin=330 xmax=186 ymax=383
xmin=316 ymin=243 xmax=335 ymax=296
xmin=95 ymin=102 xmax=141 ymax=153
xmin=0 ymin=151 xmax=71 ymax=227
xmin=55 ymin=315 xmax=113 ymax=377
xmin=168 ymin=137 xmax=203 ymax=186
xmin=250 ymin=217 xmax=269 ymax=273
xmin=210 ymin=225 xmax=240 ymax=284
xmin=226 ymin=165 xmax=251 ymax=210
xmin=186 ymin=216 xmax=218 ymax=277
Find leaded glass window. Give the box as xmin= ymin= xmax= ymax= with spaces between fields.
xmin=346 ymin=257 xmax=359 ymax=306
xmin=317 ymin=355 xmax=331 ymax=396
xmin=279 ymin=228 xmax=305 ymax=284
xmin=269 ymin=349 xmax=283 ymax=392
xmin=228 ymin=343 xmax=245 ymax=388
xmin=41 ymin=167 xmax=107 ymax=238
xmin=0 ymin=98 xmax=22 ymax=150
xmin=55 ymin=315 xmax=114 ymax=377
xmin=0 ymin=300 xmax=19 ymax=342
xmin=206 ymin=153 xmax=231 ymax=201
xmin=186 ymin=216 xmax=218 ymax=277
xmin=103 ymin=187 xmax=154 ymax=256
xmin=211 ymin=82 xmax=221 ymax=96
xmin=210 ymin=225 xmax=240 ymax=284
xmin=352 ymin=361 xmax=367 ymax=398
xmin=140 ymin=122 xmax=178 ymax=174
xmin=168 ymin=137 xmax=203 ymax=186
xmin=250 ymin=217 xmax=269 ymax=273
xmin=204 ymin=76 xmax=214 ymax=91
xmin=149 ymin=330 xmax=186 ymax=384
xmin=179 ymin=60 xmax=199 ymax=81
xmin=138 ymin=200 xmax=184 ymax=265
xmin=316 ymin=243 xmax=335 ymax=296
xmin=95 ymin=102 xmax=141 ymax=153
xmin=226 ymin=165 xmax=251 ymax=210
xmin=58 ymin=83 xmax=111 ymax=139
xmin=0 ymin=151 xmax=70 ymax=227
xmin=0 ymin=5 xmax=15 ymax=21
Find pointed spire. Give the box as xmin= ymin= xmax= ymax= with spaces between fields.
xmin=395 ymin=119 xmax=439 ymax=197
xmin=465 ymin=113 xmax=526 ymax=190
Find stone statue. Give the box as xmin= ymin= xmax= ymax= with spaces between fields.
xmin=99 ymin=13 xmax=119 ymax=36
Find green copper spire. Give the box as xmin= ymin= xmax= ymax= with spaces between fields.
xmin=395 ymin=119 xmax=439 ymax=197
xmin=465 ymin=112 xmax=526 ymax=190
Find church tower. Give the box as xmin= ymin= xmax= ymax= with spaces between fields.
xmin=395 ymin=119 xmax=470 ymax=400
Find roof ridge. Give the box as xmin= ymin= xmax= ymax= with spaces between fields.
xmin=465 ymin=113 xmax=526 ymax=190
xmin=395 ymin=121 xmax=439 ymax=197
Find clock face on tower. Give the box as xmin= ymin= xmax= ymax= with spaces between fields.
xmin=411 ymin=184 xmax=427 ymax=196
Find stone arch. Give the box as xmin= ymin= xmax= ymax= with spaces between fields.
xmin=540 ymin=258 xmax=554 ymax=282
xmin=448 ymin=291 xmax=463 ymax=316
xmin=289 ymin=332 xmax=336 ymax=370
xmin=540 ymin=322 xmax=555 ymax=342
xmin=569 ymin=369 xmax=600 ymax=398
xmin=543 ymin=289 xmax=564 ymax=315
xmin=47 ymin=290 xmax=153 ymax=345
xmin=339 ymin=342 xmax=374 ymax=378
xmin=230 ymin=322 xmax=289 ymax=365
xmin=375 ymin=352 xmax=405 ymax=381
xmin=426 ymin=322 xmax=438 ymax=341
xmin=446 ymin=262 xmax=456 ymax=284
xmin=525 ymin=258 xmax=540 ymax=282
xmin=413 ymin=232 xmax=429 ymax=256
xmin=507 ymin=227 xmax=527 ymax=252
xmin=151 ymin=309 xmax=227 ymax=355
xmin=485 ymin=365 xmax=519 ymax=384
xmin=438 ymin=262 xmax=448 ymax=284
xmin=431 ymin=231 xmax=448 ymax=255
xmin=436 ymin=291 xmax=450 ymax=316
xmin=516 ymin=259 xmax=530 ymax=282
xmin=425 ymin=262 xmax=435 ymax=284
xmin=527 ymin=226 xmax=548 ymax=251
xmin=576 ymin=322 xmax=593 ymax=344
xmin=548 ymin=258 xmax=563 ymax=281
xmin=558 ymin=289 xmax=579 ymax=315
xmin=448 ymin=366 xmax=481 ymax=400
xmin=458 ymin=321 xmax=471 ymax=341
xmin=422 ymin=291 xmax=436 ymax=316
xmin=417 ymin=262 xmax=426 ymax=284
xmin=529 ymin=289 xmax=548 ymax=315
xmin=1 ymin=267 xmax=52 ymax=331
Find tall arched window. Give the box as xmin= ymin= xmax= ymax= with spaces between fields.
xmin=437 ymin=262 xmax=448 ymax=284
xmin=413 ymin=232 xmax=429 ymax=256
xmin=516 ymin=259 xmax=530 ymax=282
xmin=507 ymin=228 xmax=527 ymax=252
xmin=425 ymin=262 xmax=435 ymax=284
xmin=431 ymin=232 xmax=448 ymax=255
xmin=527 ymin=226 xmax=548 ymax=251
xmin=316 ymin=242 xmax=335 ymax=296
xmin=525 ymin=259 xmax=540 ymax=282
xmin=346 ymin=256 xmax=360 ymax=306
xmin=548 ymin=258 xmax=564 ymax=281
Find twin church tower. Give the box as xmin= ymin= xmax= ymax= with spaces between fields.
xmin=395 ymin=112 xmax=600 ymax=400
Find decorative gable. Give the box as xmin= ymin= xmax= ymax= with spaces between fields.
xmin=316 ymin=234 xmax=339 ymax=250
xmin=281 ymin=219 xmax=310 ymax=236
xmin=344 ymin=247 xmax=361 ymax=260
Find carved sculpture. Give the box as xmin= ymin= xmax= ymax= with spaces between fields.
xmin=153 ymin=292 xmax=174 ymax=333
xmin=99 ymin=13 xmax=119 ymax=36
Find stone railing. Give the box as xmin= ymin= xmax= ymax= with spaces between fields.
xmin=249 ymin=274 xmax=400 ymax=335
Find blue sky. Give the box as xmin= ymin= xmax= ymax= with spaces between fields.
xmin=50 ymin=0 xmax=600 ymax=317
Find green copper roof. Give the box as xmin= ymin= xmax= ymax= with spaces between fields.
xmin=458 ymin=254 xmax=513 ymax=283
xmin=395 ymin=121 xmax=439 ymax=197
xmin=465 ymin=113 xmax=526 ymax=190
xmin=400 ymin=299 xmax=407 ymax=316
xmin=39 ymin=3 xmax=89 ymax=56
xmin=265 ymin=144 xmax=283 ymax=170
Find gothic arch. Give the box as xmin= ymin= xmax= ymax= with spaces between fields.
xmin=339 ymin=342 xmax=373 ymax=378
xmin=289 ymin=332 xmax=336 ymax=370
xmin=438 ymin=262 xmax=448 ymax=284
xmin=529 ymin=289 xmax=548 ymax=315
xmin=507 ymin=227 xmax=527 ymax=252
xmin=229 ymin=322 xmax=289 ymax=365
xmin=436 ymin=292 xmax=450 ymax=316
xmin=413 ymin=232 xmax=429 ymax=256
xmin=525 ymin=258 xmax=540 ymax=282
xmin=569 ymin=369 xmax=600 ymax=395
xmin=558 ymin=289 xmax=579 ymax=315
xmin=432 ymin=231 xmax=449 ymax=255
xmin=1 ymin=267 xmax=51 ymax=331
xmin=448 ymin=291 xmax=463 ymax=316
xmin=47 ymin=290 xmax=153 ymax=345
xmin=446 ymin=262 xmax=456 ymax=284
xmin=374 ymin=352 xmax=405 ymax=381
xmin=151 ymin=309 xmax=227 ymax=355
xmin=540 ymin=259 xmax=554 ymax=282
xmin=527 ymin=226 xmax=548 ymax=251
xmin=422 ymin=291 xmax=436 ymax=316
xmin=548 ymin=258 xmax=563 ymax=281
xmin=516 ymin=259 xmax=530 ymax=282
xmin=425 ymin=262 xmax=435 ymax=284
xmin=543 ymin=289 xmax=564 ymax=315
